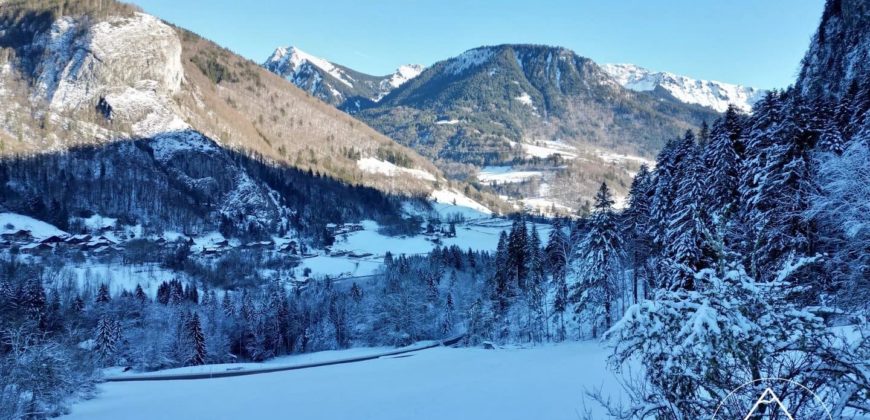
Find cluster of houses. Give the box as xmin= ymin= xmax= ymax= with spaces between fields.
xmin=199 ymin=238 xmax=301 ymax=256
xmin=1 ymin=230 xmax=119 ymax=254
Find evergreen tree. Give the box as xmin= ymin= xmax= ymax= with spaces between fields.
xmin=222 ymin=291 xmax=235 ymax=318
xmin=663 ymin=132 xmax=710 ymax=290
xmin=96 ymin=283 xmax=111 ymax=304
xmin=94 ymin=316 xmax=118 ymax=363
xmin=134 ymin=284 xmax=147 ymax=303
xmin=702 ymin=106 xmax=745 ymax=219
xmin=507 ymin=217 xmax=529 ymax=292
xmin=188 ymin=312 xmax=207 ymax=366
xmin=622 ymin=165 xmax=654 ymax=301
xmin=545 ymin=219 xmax=570 ymax=288
xmin=570 ymin=183 xmax=625 ymax=337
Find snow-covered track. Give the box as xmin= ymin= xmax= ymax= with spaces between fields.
xmin=105 ymin=335 xmax=465 ymax=382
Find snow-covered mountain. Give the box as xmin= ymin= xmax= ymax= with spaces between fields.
xmin=602 ymin=63 xmax=765 ymax=113
xmin=263 ymin=46 xmax=422 ymax=106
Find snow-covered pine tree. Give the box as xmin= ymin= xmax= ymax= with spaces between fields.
xmin=702 ymin=106 xmax=745 ymax=219
xmin=663 ymin=131 xmax=710 ymax=290
xmin=622 ymin=164 xmax=654 ymax=302
xmin=492 ymin=231 xmax=511 ymax=315
xmin=525 ymin=224 xmax=547 ymax=342
xmin=741 ymin=90 xmax=818 ymax=282
xmin=95 ymin=283 xmax=111 ymax=304
xmin=94 ymin=316 xmax=118 ymax=363
xmin=188 ymin=312 xmax=207 ymax=365
xmin=507 ymin=217 xmax=529 ymax=292
xmin=134 ymin=284 xmax=147 ymax=303
xmin=441 ymin=292 xmax=455 ymax=335
xmin=546 ymin=220 xmax=571 ymax=341
xmin=570 ymin=182 xmax=625 ymax=337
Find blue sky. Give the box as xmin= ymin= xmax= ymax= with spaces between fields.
xmin=133 ymin=0 xmax=825 ymax=89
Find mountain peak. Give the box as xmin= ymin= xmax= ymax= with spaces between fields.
xmin=264 ymin=46 xmax=423 ymax=105
xmin=602 ymin=63 xmax=765 ymax=113
xmin=265 ymin=45 xmax=354 ymax=88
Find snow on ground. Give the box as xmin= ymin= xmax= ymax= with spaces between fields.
xmin=0 ymin=212 xmax=68 ymax=239
xmin=478 ymin=166 xmax=542 ymax=184
xmin=53 ymin=263 xmax=186 ymax=297
xmin=67 ymin=341 xmax=626 ymax=420
xmin=301 ymin=215 xmax=551 ymax=279
xmin=510 ymin=140 xmax=578 ymax=159
xmin=357 ymin=157 xmax=437 ymax=182
xmin=520 ymin=198 xmax=573 ymax=214
xmin=81 ymin=214 xmax=118 ymax=231
xmin=103 ymin=343 xmax=423 ymax=379
xmin=445 ymin=47 xmax=495 ymax=75
xmin=430 ymin=189 xmax=492 ymax=214
xmin=515 ymin=92 xmax=534 ymax=107
xmin=595 ymin=150 xmax=655 ymax=168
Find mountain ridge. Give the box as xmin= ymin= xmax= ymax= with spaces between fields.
xmin=601 ymin=63 xmax=765 ymax=113
xmin=263 ymin=45 xmax=422 ymax=107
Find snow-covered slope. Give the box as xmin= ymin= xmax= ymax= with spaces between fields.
xmin=602 ymin=63 xmax=765 ymax=113
xmin=263 ymin=46 xmax=422 ymax=105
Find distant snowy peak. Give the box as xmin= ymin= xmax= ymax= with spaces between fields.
xmin=265 ymin=46 xmax=355 ymax=88
xmin=264 ymin=46 xmax=422 ymax=104
xmin=386 ymin=64 xmax=424 ymax=89
xmin=602 ymin=63 xmax=765 ymax=113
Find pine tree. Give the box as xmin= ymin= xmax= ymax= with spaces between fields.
xmin=441 ymin=292 xmax=455 ymax=335
xmin=134 ymin=284 xmax=147 ymax=303
xmin=222 ymin=291 xmax=235 ymax=317
xmin=188 ymin=312 xmax=207 ymax=366
xmin=663 ymin=132 xmax=710 ymax=290
xmin=491 ymin=231 xmax=510 ymax=315
xmin=94 ymin=316 xmax=118 ymax=363
xmin=702 ymin=106 xmax=745 ymax=219
xmin=507 ymin=217 xmax=529 ymax=292
xmin=570 ymin=183 xmax=625 ymax=337
xmin=741 ymin=90 xmax=817 ymax=281
xmin=525 ymin=224 xmax=547 ymax=342
xmin=545 ymin=219 xmax=569 ymax=288
xmin=96 ymin=283 xmax=111 ymax=304
xmin=623 ymin=164 xmax=654 ymax=301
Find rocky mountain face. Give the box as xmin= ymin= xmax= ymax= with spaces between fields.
xmin=0 ymin=1 xmax=505 ymax=244
xmin=601 ymin=63 xmax=765 ymax=113
xmin=263 ymin=46 xmax=422 ymax=108
xmin=797 ymin=0 xmax=870 ymax=101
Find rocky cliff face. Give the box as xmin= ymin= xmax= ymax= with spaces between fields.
xmin=31 ymin=13 xmax=186 ymax=136
xmin=797 ymin=0 xmax=870 ymax=100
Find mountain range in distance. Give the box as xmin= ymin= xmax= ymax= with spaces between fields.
xmin=265 ymin=44 xmax=765 ymax=114
xmin=264 ymin=43 xmax=761 ymax=212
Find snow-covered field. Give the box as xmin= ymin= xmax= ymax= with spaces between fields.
xmin=300 ymin=216 xmax=552 ymax=278
xmin=67 ymin=341 xmax=625 ymax=420
xmin=478 ymin=166 xmax=543 ymax=184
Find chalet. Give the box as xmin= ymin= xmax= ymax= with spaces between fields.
xmin=1 ymin=229 xmax=32 ymax=241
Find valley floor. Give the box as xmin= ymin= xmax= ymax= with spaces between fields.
xmin=66 ymin=341 xmax=625 ymax=420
